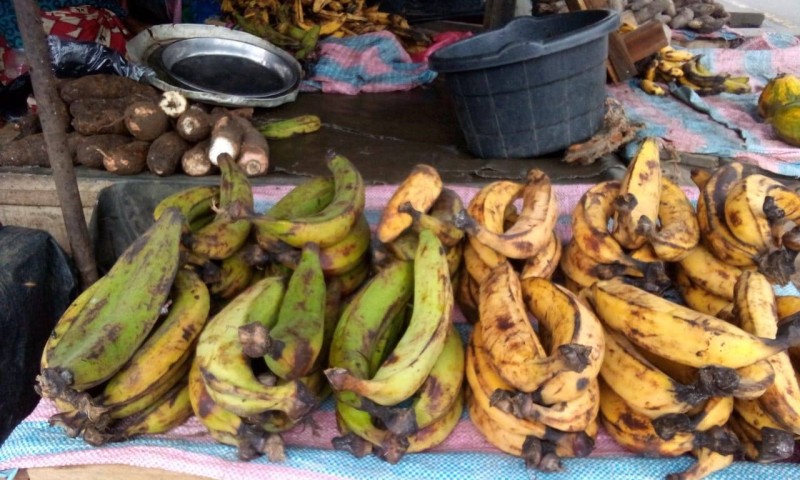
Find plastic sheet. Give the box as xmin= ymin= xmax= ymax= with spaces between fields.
xmin=0 ymin=225 xmax=78 ymax=446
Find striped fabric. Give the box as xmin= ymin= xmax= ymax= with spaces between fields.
xmin=608 ymin=33 xmax=800 ymax=176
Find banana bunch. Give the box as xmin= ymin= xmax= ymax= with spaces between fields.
xmin=38 ymin=205 xmax=202 ymax=444
xmin=223 ymin=0 xmax=430 ymax=57
xmin=561 ymin=137 xmax=698 ymax=294
xmin=250 ymin=152 xmax=369 ymax=296
xmin=728 ymin=271 xmax=800 ymax=464
xmin=639 ymin=47 xmax=752 ymax=97
xmin=453 ymin=169 xmax=562 ymax=321
xmin=465 ymin=268 xmax=605 ymax=471
xmin=192 ymin=241 xmax=338 ymax=461
xmin=584 ymin=278 xmax=800 ymax=478
xmin=375 ymin=164 xmax=464 ymax=282
xmin=325 ymin=229 xmax=461 ymax=463
xmin=675 ymin=162 xmax=800 ymax=315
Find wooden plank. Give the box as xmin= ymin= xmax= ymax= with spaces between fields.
xmin=0 ymin=172 xmax=111 ymax=207
xmin=25 ymin=465 xmax=210 ymax=480
xmin=607 ymin=31 xmax=637 ymax=82
xmin=621 ymin=20 xmax=670 ymax=63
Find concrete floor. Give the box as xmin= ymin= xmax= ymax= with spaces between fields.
xmin=717 ymin=0 xmax=800 ymax=35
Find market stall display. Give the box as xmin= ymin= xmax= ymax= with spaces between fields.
xmin=3 ymin=1 xmax=800 ymax=478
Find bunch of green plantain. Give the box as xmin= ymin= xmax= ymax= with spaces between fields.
xmin=191 ymin=242 xmax=339 ymax=461
xmin=324 ymin=229 xmax=463 ymax=464
xmin=38 ymin=205 xmax=206 ymax=445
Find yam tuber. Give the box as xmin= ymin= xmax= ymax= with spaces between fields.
xmin=176 ymin=107 xmax=212 ymax=142
xmin=0 ymin=132 xmax=80 ymax=167
xmin=60 ymin=74 xmax=159 ymax=104
xmin=124 ymin=101 xmax=170 ymax=141
xmin=147 ymin=131 xmax=191 ymax=176
xmin=234 ymin=116 xmax=270 ymax=177
xmin=208 ymin=114 xmax=244 ymax=166
xmin=101 ymin=140 xmax=150 ymax=175
xmin=159 ymin=91 xmax=188 ymax=118
xmin=181 ymin=139 xmax=214 ymax=176
xmin=75 ymin=134 xmax=132 ymax=169
xmin=71 ymin=108 xmax=128 ymax=136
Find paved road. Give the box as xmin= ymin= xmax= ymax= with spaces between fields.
xmin=717 ymin=0 xmax=800 ymax=33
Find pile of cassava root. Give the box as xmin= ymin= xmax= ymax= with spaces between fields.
xmin=533 ymin=0 xmax=730 ymax=33
xmin=0 ymin=74 xmax=270 ymax=177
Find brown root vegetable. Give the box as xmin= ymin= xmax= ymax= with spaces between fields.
xmin=208 ymin=115 xmax=244 ymax=165
xmin=147 ymin=131 xmax=191 ymax=176
xmin=176 ymin=107 xmax=212 ymax=142
xmin=101 ymin=140 xmax=150 ymax=175
xmin=233 ymin=117 xmax=269 ymax=177
xmin=75 ymin=134 xmax=132 ymax=169
xmin=68 ymin=94 xmax=157 ymax=120
xmin=669 ymin=7 xmax=694 ymax=29
xmin=181 ymin=139 xmax=215 ymax=176
xmin=71 ymin=108 xmax=128 ymax=135
xmin=124 ymin=101 xmax=170 ymax=141
xmin=0 ymin=132 xmax=80 ymax=167
xmin=159 ymin=91 xmax=188 ymax=118
xmin=60 ymin=74 xmax=159 ymax=104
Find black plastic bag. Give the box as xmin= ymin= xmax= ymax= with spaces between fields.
xmin=0 ymin=36 xmax=155 ymax=121
xmin=47 ymin=36 xmax=153 ymax=81
xmin=0 ymin=225 xmax=79 ymax=446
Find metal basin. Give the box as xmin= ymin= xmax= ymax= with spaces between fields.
xmin=160 ymin=37 xmax=300 ymax=98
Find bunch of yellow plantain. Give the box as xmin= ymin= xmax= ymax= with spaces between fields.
xmin=452 ymin=169 xmax=562 ymax=322
xmin=639 ymin=46 xmax=752 ymax=97
xmin=466 ymin=269 xmax=605 ymax=471
xmin=324 ymin=229 xmax=462 ymax=464
xmin=560 ymin=137 xmax=699 ymax=294
xmin=676 ymin=161 xmax=800 ymax=316
xmin=222 ymin=0 xmax=430 ymax=57
xmin=583 ymin=273 xmax=800 ymax=478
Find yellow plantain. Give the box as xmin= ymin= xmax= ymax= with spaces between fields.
xmin=196 ymin=277 xmax=316 ymax=419
xmin=735 ymin=271 xmax=800 ymax=435
xmin=588 ymin=279 xmax=795 ymax=369
xmin=376 ymin=164 xmax=442 ymax=243
xmin=678 ymin=244 xmax=743 ymax=301
xmin=459 ymin=170 xmax=558 ymax=259
xmin=559 ymin=240 xmax=641 ymax=290
xmin=520 ymin=232 xmax=561 ymax=280
xmin=600 ymin=327 xmax=709 ymax=418
xmin=724 ymin=175 xmax=781 ymax=251
xmin=674 ymin=266 xmax=732 ymax=316
xmin=478 ymin=262 xmax=546 ymax=390
xmin=599 ymin=379 xmax=695 ymax=457
xmin=464 ymin=181 xmax=517 ymax=267
xmin=571 ymin=181 xmax=638 ymax=266
xmin=613 ymin=138 xmax=662 ymax=250
xmin=639 ymin=177 xmax=699 ymax=261
xmin=519 ymin=278 xmax=605 ymax=404
xmin=695 ymin=162 xmax=759 ymax=266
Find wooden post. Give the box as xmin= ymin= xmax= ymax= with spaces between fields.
xmin=12 ymin=0 xmax=98 ymax=288
xmin=484 ymin=0 xmax=516 ymax=30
